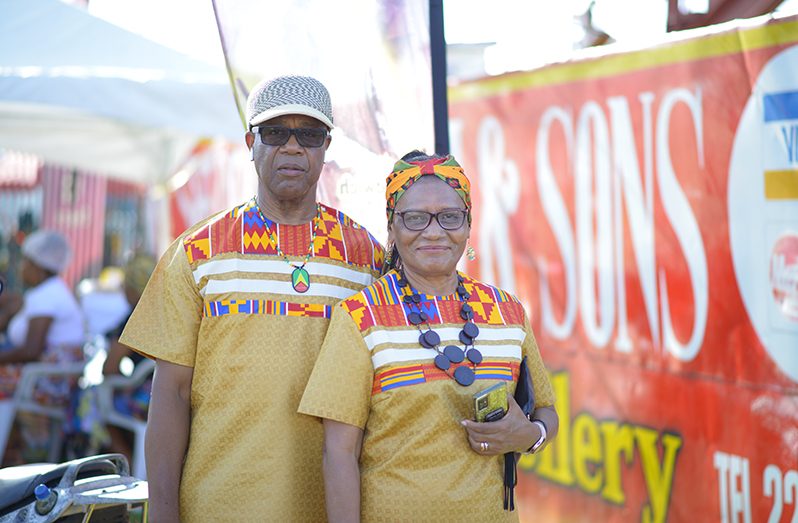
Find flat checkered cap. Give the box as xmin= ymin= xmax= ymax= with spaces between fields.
xmin=247 ymin=75 xmax=334 ymax=129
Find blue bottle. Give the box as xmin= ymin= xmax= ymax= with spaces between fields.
xmin=34 ymin=484 xmax=58 ymax=515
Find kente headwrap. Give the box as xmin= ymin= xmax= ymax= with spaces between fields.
xmin=385 ymin=155 xmax=471 ymax=224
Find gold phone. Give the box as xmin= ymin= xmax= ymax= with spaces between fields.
xmin=473 ymin=382 xmax=509 ymax=422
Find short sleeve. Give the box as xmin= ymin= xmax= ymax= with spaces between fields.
xmin=298 ymin=304 xmax=374 ymax=429
xmin=24 ymin=282 xmax=58 ymax=318
xmin=119 ymin=236 xmax=202 ymax=367
xmin=521 ymin=315 xmax=556 ymax=408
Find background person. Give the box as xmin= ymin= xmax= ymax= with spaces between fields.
xmin=120 ymin=75 xmax=384 ymax=522
xmin=0 ymin=230 xmax=84 ymax=398
xmin=102 ymin=254 xmax=156 ymax=457
xmin=65 ymin=254 xmax=157 ymax=461
xmin=0 ymin=282 xmax=22 ymax=349
xmin=0 ymin=230 xmax=85 ymax=464
xmin=300 ymin=151 xmax=559 ymax=522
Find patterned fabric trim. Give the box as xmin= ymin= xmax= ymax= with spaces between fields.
xmin=361 ymin=276 xmax=403 ymax=306
xmin=202 ymin=278 xmax=359 ymax=300
xmin=364 ymin=326 xmax=527 ymax=352
xmin=204 ymin=299 xmax=332 ymax=319
xmin=191 ymin=259 xmax=375 ymax=287
xmin=183 ymin=201 xmax=383 ymax=271
xmin=372 ymin=345 xmax=522 ymax=370
xmin=342 ymin=271 xmax=525 ymax=332
xmin=371 ymin=360 xmax=519 ymax=395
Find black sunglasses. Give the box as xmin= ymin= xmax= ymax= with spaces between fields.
xmin=252 ymin=125 xmax=328 ymax=148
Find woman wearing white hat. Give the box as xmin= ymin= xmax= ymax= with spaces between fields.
xmin=0 ymin=230 xmax=85 ymax=401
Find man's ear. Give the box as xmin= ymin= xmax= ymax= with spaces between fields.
xmin=245 ymin=131 xmax=255 ymax=149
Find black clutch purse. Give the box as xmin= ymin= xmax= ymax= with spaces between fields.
xmin=504 ymin=356 xmax=535 ymax=510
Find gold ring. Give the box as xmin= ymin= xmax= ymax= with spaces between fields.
xmin=480 ymin=441 xmax=489 ymax=452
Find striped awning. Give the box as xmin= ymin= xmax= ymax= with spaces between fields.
xmin=0 ymin=149 xmax=40 ymax=188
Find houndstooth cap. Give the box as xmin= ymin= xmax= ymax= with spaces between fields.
xmin=247 ymin=75 xmax=334 ymax=129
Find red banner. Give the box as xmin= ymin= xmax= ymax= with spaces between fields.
xmin=450 ymin=14 xmax=798 ymax=523
xmin=41 ymin=165 xmax=106 ymax=287
xmin=167 ymin=140 xmax=254 ymax=239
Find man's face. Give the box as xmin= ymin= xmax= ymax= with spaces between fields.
xmin=245 ymin=114 xmax=331 ymax=203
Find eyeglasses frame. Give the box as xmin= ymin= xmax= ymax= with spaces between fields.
xmin=394 ymin=209 xmax=469 ymax=232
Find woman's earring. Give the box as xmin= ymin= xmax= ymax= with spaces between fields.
xmin=466 ymin=242 xmax=476 ymax=261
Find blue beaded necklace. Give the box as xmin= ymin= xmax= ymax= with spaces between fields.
xmin=397 ymin=270 xmax=482 ymax=386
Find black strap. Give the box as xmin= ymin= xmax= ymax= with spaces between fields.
xmin=503 ymin=355 xmax=533 ymax=511
xmin=503 ymin=452 xmax=516 ymax=510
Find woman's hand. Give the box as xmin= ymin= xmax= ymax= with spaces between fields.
xmin=460 ymin=393 xmax=540 ymax=455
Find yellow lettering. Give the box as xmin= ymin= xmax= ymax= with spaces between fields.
xmin=520 ymin=371 xmax=681 ymax=523
xmin=600 ymin=421 xmax=635 ymax=504
xmin=534 ymin=372 xmax=575 ymax=485
xmin=572 ymin=413 xmax=603 ymax=493
xmin=635 ymin=427 xmax=683 ymax=523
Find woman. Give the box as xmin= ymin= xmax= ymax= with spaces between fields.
xmin=102 ymin=254 xmax=156 ymax=451
xmin=0 ymin=230 xmax=85 ymax=400
xmin=65 ymin=254 xmax=156 ymax=460
xmin=0 ymin=230 xmax=85 ymax=464
xmin=299 ymin=152 xmax=558 ymax=522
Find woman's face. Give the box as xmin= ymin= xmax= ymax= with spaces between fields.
xmin=388 ymin=176 xmax=470 ymax=281
xmin=20 ymin=257 xmax=43 ymax=287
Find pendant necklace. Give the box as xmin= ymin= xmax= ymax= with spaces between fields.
xmin=252 ymin=197 xmax=322 ymax=293
xmin=397 ymin=271 xmax=482 ymax=386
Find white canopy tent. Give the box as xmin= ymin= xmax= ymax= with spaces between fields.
xmin=0 ymin=0 xmax=243 ymax=185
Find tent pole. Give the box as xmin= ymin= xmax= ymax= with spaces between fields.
xmin=211 ymin=0 xmax=247 ymax=131
xmin=429 ymin=0 xmax=449 ymax=155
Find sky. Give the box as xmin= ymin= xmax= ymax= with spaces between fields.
xmin=88 ymin=0 xmax=224 ymax=66
xmin=86 ymin=0 xmax=798 ymax=77
xmin=87 ymin=0 xmax=672 ymax=76
xmin=444 ymin=0 xmax=669 ymax=73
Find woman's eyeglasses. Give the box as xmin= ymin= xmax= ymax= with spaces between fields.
xmin=252 ymin=125 xmax=328 ymax=148
xmin=395 ymin=209 xmax=468 ymax=231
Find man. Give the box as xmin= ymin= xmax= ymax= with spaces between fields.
xmin=120 ymin=75 xmax=384 ymax=522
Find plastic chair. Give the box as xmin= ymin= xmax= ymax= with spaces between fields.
xmin=0 ymin=360 xmax=86 ymax=465
xmin=96 ymin=358 xmax=154 ymax=479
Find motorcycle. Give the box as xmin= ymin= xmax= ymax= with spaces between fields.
xmin=0 ymin=275 xmax=148 ymax=521
xmin=0 ymin=453 xmax=148 ymax=522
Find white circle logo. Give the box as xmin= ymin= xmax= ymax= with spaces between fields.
xmin=728 ymin=45 xmax=798 ymax=382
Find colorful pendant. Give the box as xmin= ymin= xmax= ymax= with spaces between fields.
xmin=251 ymin=198 xmax=321 ymax=295
xmin=291 ymin=266 xmax=310 ymax=293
